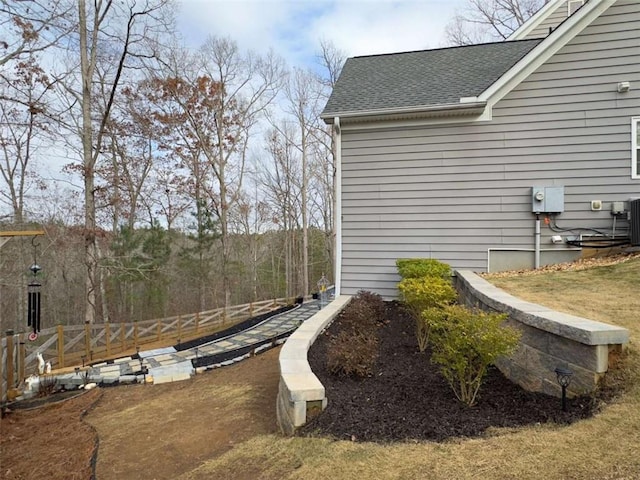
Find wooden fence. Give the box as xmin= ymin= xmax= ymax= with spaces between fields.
xmin=1 ymin=297 xmax=291 ymax=402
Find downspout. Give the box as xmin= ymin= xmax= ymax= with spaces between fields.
xmin=334 ymin=117 xmax=342 ymax=296
xmin=534 ymin=214 xmax=541 ymax=269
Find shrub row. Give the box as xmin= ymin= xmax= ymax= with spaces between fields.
xmin=326 ymin=290 xmax=386 ymax=378
xmin=396 ymin=258 xmax=521 ymax=405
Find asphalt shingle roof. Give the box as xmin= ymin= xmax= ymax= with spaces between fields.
xmin=322 ymin=39 xmax=544 ymax=117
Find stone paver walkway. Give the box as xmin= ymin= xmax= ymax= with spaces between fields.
xmin=53 ymin=300 xmax=325 ymax=388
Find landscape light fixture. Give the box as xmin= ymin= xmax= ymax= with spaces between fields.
xmin=555 ymin=367 xmax=573 ymax=411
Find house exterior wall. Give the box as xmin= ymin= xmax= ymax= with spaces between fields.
xmin=339 ymin=0 xmax=640 ymax=299
xmin=524 ymin=1 xmax=572 ymax=39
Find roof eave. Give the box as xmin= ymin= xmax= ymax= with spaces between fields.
xmin=321 ymin=101 xmax=488 ymax=124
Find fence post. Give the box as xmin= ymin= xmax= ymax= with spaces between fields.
xmin=134 ymin=323 xmax=139 ymax=349
xmin=84 ymin=322 xmax=91 ymax=358
xmin=6 ymin=330 xmax=14 ymax=390
xmin=249 ymin=302 xmax=254 ymax=317
xmin=105 ymin=322 xmax=111 ymax=357
xmin=120 ymin=323 xmax=125 ymax=351
xmin=177 ymin=315 xmax=182 ymax=340
xmin=195 ymin=312 xmax=200 ymax=334
xmin=18 ymin=333 xmax=25 ymax=381
xmin=57 ymin=324 xmax=65 ymax=368
xmin=157 ymin=318 xmax=161 ymax=341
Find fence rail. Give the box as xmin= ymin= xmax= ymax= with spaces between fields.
xmin=1 ymin=297 xmax=292 ymax=402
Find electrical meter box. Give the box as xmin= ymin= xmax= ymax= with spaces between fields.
xmin=532 ymin=186 xmax=564 ymax=214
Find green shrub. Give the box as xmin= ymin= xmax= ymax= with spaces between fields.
xmin=424 ymin=304 xmax=521 ymax=406
xmin=396 ymin=258 xmax=451 ymax=280
xmin=326 ymin=290 xmax=383 ymax=378
xmin=397 ymin=276 xmax=457 ymax=352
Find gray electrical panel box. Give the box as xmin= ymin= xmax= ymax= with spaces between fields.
xmin=532 ymin=186 xmax=564 ymax=214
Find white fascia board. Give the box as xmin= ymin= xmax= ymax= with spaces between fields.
xmin=508 ymin=0 xmax=567 ymax=40
xmin=480 ymin=0 xmax=613 ymax=108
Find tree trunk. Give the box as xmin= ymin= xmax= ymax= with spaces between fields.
xmin=78 ymin=0 xmax=97 ymax=324
xmin=301 ymin=124 xmax=309 ymax=296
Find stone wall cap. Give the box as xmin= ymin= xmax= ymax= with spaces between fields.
xmin=281 ymin=372 xmax=325 ymax=401
xmin=456 ymin=270 xmax=629 ymax=346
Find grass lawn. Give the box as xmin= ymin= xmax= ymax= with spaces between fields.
xmin=181 ymin=255 xmax=640 ymax=480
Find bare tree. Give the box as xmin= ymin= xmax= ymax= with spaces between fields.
xmin=259 ymin=124 xmax=302 ymax=298
xmin=279 ymin=68 xmax=327 ymax=296
xmin=0 ymin=54 xmax=50 ymax=222
xmin=62 ymin=0 xmax=174 ymax=323
xmin=314 ymin=40 xmax=346 ymax=284
xmin=445 ymin=0 xmax=550 ymax=46
xmin=197 ymin=37 xmax=285 ymax=307
xmin=0 ymin=0 xmax=74 ymax=67
xmin=317 ymin=39 xmax=346 ymax=90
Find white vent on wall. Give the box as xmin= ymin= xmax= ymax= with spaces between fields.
xmin=568 ymin=0 xmax=586 ymax=16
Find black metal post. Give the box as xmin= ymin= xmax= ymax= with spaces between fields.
xmin=555 ymin=367 xmax=573 ymax=412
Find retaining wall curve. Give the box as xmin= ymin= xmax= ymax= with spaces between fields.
xmin=276 ymin=295 xmax=351 ymax=435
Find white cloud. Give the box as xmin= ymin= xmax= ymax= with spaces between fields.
xmin=178 ymin=0 xmax=464 ymax=68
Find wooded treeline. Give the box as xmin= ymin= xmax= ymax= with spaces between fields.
xmin=0 ymin=0 xmax=545 ymax=331
xmin=0 ymin=0 xmax=343 ymax=330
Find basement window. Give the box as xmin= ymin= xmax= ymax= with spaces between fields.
xmin=633 ymin=117 xmax=640 ymax=179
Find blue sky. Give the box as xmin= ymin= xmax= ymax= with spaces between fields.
xmin=177 ymin=0 xmax=466 ymax=69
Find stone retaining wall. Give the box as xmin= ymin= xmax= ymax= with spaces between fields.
xmin=454 ymin=270 xmax=629 ymax=397
xmin=276 ymin=295 xmax=351 ymax=435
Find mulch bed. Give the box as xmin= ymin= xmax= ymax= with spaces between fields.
xmin=301 ymin=301 xmax=600 ymax=443
xmin=0 ymin=388 xmax=102 ymax=480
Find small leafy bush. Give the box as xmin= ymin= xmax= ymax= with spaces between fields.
xmin=397 ymin=276 xmax=457 ymax=352
xmin=396 ymin=258 xmax=451 ymax=280
xmin=424 ymin=304 xmax=521 ymax=406
xmin=326 ymin=290 xmax=384 ymax=377
xmin=347 ymin=290 xmax=386 ymax=325
xmin=327 ymin=331 xmax=378 ymax=377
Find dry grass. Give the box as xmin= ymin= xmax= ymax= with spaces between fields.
xmin=487 ymin=254 xmax=640 ymax=342
xmin=86 ymin=348 xmax=282 ymax=480
xmin=178 ymin=255 xmax=640 ymax=480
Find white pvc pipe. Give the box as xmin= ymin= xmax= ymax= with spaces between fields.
xmin=534 ymin=216 xmax=541 ymax=269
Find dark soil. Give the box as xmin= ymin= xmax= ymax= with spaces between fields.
xmin=301 ymin=301 xmax=600 ymax=443
xmin=9 ymin=389 xmax=86 ymax=410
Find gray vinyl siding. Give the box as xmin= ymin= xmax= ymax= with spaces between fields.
xmin=524 ymin=1 xmax=571 ymax=39
xmin=340 ymin=0 xmax=640 ymax=299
